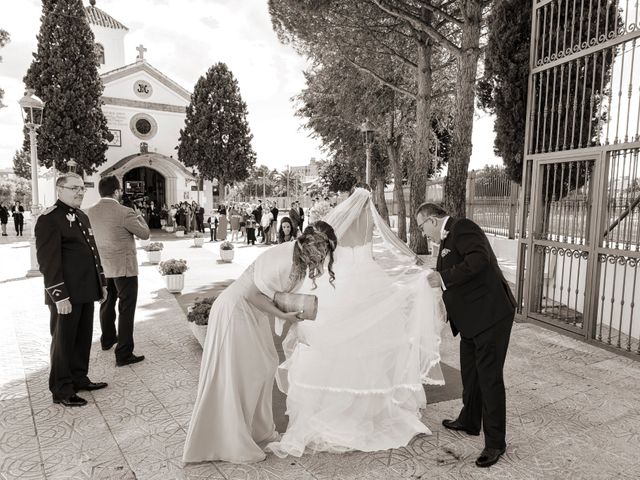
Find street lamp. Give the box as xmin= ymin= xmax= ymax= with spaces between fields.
xmin=360 ymin=119 xmax=375 ymax=185
xmin=18 ymin=89 xmax=45 ymax=277
xmin=66 ymin=158 xmax=78 ymax=173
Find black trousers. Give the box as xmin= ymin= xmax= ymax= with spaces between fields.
xmin=246 ymin=228 xmax=256 ymax=245
xmin=14 ymin=215 xmax=23 ymax=235
xmin=48 ymin=302 xmax=94 ymax=400
xmin=100 ymin=276 xmax=138 ymax=361
xmin=457 ymin=315 xmax=513 ymax=449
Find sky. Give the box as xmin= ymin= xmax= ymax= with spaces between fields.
xmin=0 ymin=0 xmax=501 ymax=173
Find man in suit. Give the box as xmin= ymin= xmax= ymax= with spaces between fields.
xmin=417 ymin=203 xmax=516 ymax=468
xmin=297 ymin=202 xmax=305 ymax=230
xmin=35 ymin=173 xmax=109 ymax=407
xmin=288 ymin=202 xmax=300 ymax=234
xmin=86 ymin=176 xmax=149 ymax=367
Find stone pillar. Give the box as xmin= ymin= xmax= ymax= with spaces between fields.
xmin=166 ymin=177 xmax=177 ymax=206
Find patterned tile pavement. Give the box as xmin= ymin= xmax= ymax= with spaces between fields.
xmin=1 ymin=232 xmax=639 ymax=479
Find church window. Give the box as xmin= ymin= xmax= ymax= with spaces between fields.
xmin=130 ymin=113 xmax=158 ymax=140
xmin=95 ymin=43 xmax=105 ymax=65
xmin=135 ymin=119 xmax=152 ymax=135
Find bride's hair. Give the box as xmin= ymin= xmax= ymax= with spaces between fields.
xmin=288 ymin=222 xmax=337 ymax=291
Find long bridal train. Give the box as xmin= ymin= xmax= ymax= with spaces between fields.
xmin=267 ymin=188 xmax=446 ymax=457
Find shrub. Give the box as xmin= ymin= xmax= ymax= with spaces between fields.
xmin=220 ymin=240 xmax=234 ymax=250
xmin=144 ymin=242 xmax=164 ymax=252
xmin=192 ymin=231 xmax=203 ymax=238
xmin=158 ymin=258 xmax=188 ymax=275
xmin=187 ymin=296 xmax=215 ymax=325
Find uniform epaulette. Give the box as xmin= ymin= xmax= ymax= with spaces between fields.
xmin=41 ymin=205 xmax=57 ymax=215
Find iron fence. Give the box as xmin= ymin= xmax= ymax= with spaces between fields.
xmin=520 ymin=0 xmax=640 ymax=357
xmin=385 ymin=169 xmax=520 ymax=239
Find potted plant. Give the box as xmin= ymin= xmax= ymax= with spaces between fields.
xmin=219 ymin=240 xmax=234 ymax=262
xmin=165 ymin=224 xmax=175 ymax=233
xmin=160 ymin=208 xmax=168 ymax=228
xmin=143 ymin=242 xmax=164 ymax=264
xmin=186 ymin=296 xmax=215 ymax=346
xmin=192 ymin=231 xmax=205 ymax=247
xmin=159 ymin=258 xmax=188 ymax=293
xmin=175 ymin=225 xmax=186 ymax=237
xmin=137 ymin=236 xmax=151 ymax=249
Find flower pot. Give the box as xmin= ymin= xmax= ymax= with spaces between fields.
xmin=175 ymin=230 xmax=185 ymax=237
xmin=138 ymin=237 xmax=151 ymax=248
xmin=164 ymin=273 xmax=184 ymax=293
xmin=146 ymin=250 xmax=162 ymax=264
xmin=188 ymin=322 xmax=207 ymax=347
xmin=220 ymin=249 xmax=234 ymax=263
xmin=165 ymin=226 xmax=174 ymax=233
xmin=193 ymin=237 xmax=204 ymax=248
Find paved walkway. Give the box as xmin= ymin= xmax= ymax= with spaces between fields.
xmin=1 ymin=231 xmax=639 ymax=479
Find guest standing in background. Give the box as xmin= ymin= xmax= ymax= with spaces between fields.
xmin=0 ymin=202 xmax=8 ymax=236
xmin=277 ymin=217 xmax=297 ymax=243
xmin=11 ymin=201 xmax=25 ymax=236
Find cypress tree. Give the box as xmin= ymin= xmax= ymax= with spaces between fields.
xmin=178 ymin=63 xmax=256 ymax=201
xmin=23 ymin=0 xmax=112 ymax=175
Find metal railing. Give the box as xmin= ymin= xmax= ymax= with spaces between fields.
xmin=520 ymin=0 xmax=640 ymax=358
xmin=385 ymin=168 xmax=521 ymax=239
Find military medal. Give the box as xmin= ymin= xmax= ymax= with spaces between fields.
xmin=66 ymin=213 xmax=76 ymax=227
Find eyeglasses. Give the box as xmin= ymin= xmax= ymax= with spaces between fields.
xmin=418 ymin=215 xmax=435 ymax=230
xmin=60 ymin=185 xmax=86 ymax=193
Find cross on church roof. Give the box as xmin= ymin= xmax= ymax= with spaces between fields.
xmin=136 ymin=44 xmax=147 ymax=61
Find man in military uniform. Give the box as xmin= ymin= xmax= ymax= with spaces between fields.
xmin=35 ymin=173 xmax=109 ymax=407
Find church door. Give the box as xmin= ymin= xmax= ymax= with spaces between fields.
xmin=123 ymin=167 xmax=166 ymax=228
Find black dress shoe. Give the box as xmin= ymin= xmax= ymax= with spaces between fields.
xmin=101 ymin=341 xmax=116 ymax=351
xmin=76 ymin=381 xmax=108 ymax=391
xmin=53 ymin=394 xmax=88 ymax=407
xmin=116 ymin=354 xmax=145 ymax=367
xmin=442 ymin=419 xmax=480 ymax=436
xmin=475 ymin=447 xmax=506 ymax=468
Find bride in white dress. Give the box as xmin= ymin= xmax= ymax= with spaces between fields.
xmin=267 ymin=186 xmax=446 ymax=457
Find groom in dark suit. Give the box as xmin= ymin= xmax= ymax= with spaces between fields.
xmin=417 ymin=203 xmax=516 ymax=468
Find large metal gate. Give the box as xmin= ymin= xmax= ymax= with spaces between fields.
xmin=518 ymin=0 xmax=640 ymax=356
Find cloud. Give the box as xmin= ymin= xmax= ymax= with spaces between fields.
xmin=0 ymin=0 xmax=326 ymax=170
xmin=200 ymin=16 xmax=220 ymax=30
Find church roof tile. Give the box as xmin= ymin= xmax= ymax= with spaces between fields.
xmin=85 ymin=5 xmax=129 ymax=31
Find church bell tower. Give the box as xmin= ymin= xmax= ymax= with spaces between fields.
xmin=85 ymin=0 xmax=128 ymax=73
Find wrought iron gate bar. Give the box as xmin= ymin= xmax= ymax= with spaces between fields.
xmin=526 ymin=140 xmax=640 ymax=159
xmin=520 ymin=1 xmax=640 ymax=357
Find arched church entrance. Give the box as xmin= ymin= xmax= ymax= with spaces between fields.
xmin=122 ymin=167 xmax=165 ymax=229
xmin=123 ymin=166 xmax=166 ymax=208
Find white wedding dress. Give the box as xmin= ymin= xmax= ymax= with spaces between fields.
xmin=266 ymin=188 xmax=446 ymax=457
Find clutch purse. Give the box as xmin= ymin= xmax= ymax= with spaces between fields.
xmin=273 ymin=292 xmax=318 ymax=321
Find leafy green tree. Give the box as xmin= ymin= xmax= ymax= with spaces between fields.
xmin=23 ymin=0 xmax=111 ymax=175
xmin=0 ymin=29 xmax=9 ymax=107
xmin=319 ymin=158 xmax=359 ymax=194
xmin=13 ymin=149 xmax=31 ymax=180
xmin=478 ymin=0 xmax=615 ymax=185
xmin=0 ymin=178 xmax=32 ymax=209
xmin=178 ymin=63 xmax=256 ymax=202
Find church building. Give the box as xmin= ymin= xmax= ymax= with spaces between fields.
xmin=73 ymin=0 xmax=214 ymax=210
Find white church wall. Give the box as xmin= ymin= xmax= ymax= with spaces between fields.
xmin=102 ymin=105 xmax=186 ymax=164
xmin=103 ymin=71 xmax=189 ymax=106
xmin=92 ymin=25 xmax=126 ymax=75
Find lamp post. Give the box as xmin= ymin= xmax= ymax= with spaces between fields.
xmin=66 ymin=158 xmax=78 ymax=173
xmin=360 ymin=119 xmax=375 ymax=185
xmin=18 ymin=89 xmax=45 ymax=277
